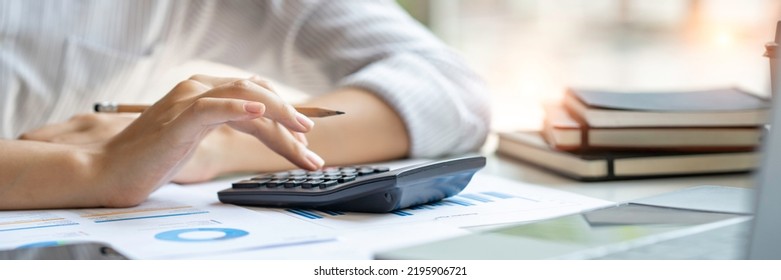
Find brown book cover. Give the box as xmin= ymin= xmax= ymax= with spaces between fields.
xmin=562 ymin=87 xmax=770 ymax=128
xmin=543 ymin=104 xmax=763 ymax=152
xmin=497 ymin=131 xmax=759 ymax=181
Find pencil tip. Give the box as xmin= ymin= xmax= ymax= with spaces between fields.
xmin=336 ymin=111 xmax=345 ymax=115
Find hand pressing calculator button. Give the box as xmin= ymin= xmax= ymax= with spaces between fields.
xmin=217 ymin=155 xmax=486 ymax=213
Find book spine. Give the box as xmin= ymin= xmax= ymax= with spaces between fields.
xmin=552 ymin=102 xmax=760 ymax=152
xmin=560 ymin=104 xmax=592 ymax=150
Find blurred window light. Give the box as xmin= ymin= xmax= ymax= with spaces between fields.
xmin=398 ymin=0 xmax=780 ymax=131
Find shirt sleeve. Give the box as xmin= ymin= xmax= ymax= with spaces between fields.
xmin=288 ymin=0 xmax=491 ymax=158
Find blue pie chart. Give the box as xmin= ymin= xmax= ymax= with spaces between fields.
xmin=154 ymin=228 xmax=248 ymax=242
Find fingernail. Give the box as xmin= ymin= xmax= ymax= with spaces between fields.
xmin=304 ymin=149 xmax=325 ymax=169
xmin=296 ymin=112 xmax=315 ymax=130
xmin=244 ymin=102 xmax=264 ymax=114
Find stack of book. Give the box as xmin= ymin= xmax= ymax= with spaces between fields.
xmin=497 ymin=88 xmax=771 ymax=181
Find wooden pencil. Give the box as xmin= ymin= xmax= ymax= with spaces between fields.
xmin=94 ymin=103 xmax=345 ymax=118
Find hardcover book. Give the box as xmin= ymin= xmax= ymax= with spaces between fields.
xmin=497 ymin=131 xmax=759 ymax=181
xmin=562 ymin=88 xmax=771 ymax=128
xmin=543 ymin=104 xmax=763 ymax=152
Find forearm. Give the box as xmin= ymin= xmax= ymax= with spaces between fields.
xmin=216 ymin=87 xmax=410 ymax=173
xmin=0 ymin=140 xmax=105 ymax=209
xmin=287 ymin=0 xmax=490 ymax=158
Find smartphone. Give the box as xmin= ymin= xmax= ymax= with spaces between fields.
xmin=0 ymin=241 xmax=130 ymax=260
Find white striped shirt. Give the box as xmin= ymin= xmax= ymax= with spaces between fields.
xmin=0 ymin=0 xmax=490 ymax=157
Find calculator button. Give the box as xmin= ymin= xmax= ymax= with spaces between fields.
xmin=320 ymin=180 xmax=338 ymax=189
xmin=254 ymin=179 xmax=271 ymax=186
xmin=324 ymin=175 xmax=341 ymax=181
xmin=233 ymin=180 xmax=261 ymax=189
xmin=267 ymin=179 xmax=288 ymax=188
xmin=338 ymin=176 xmax=356 ymax=183
xmin=339 ymin=167 xmax=357 ymax=173
xmin=358 ymin=168 xmax=375 ymax=176
xmin=230 ymin=164 xmax=392 ymax=190
xmin=285 ymin=179 xmax=306 ymax=188
xmin=302 ymin=179 xmax=324 ymax=189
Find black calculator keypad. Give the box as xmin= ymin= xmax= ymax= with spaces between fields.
xmin=232 ymin=165 xmax=391 ymax=190
xmin=220 ymin=155 xmax=486 ymax=213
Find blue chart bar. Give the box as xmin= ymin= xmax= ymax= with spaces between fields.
xmin=0 ymin=222 xmax=79 ymax=232
xmin=94 ymin=211 xmax=209 ymax=223
xmin=445 ymin=199 xmax=474 ymax=206
xmin=409 ymin=205 xmax=435 ymax=210
xmin=481 ymin=191 xmax=515 ymax=199
xmin=320 ymin=210 xmax=344 ymax=216
xmin=285 ymin=193 xmax=524 ymax=220
xmin=459 ymin=193 xmax=493 ymax=203
xmin=389 ymin=192 xmax=514 ymax=217
xmin=391 ymin=210 xmax=413 ymax=216
xmin=429 ymin=201 xmax=448 ymax=207
xmin=286 ymin=209 xmax=323 ymax=219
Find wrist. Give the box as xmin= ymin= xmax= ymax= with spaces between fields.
xmin=92 ymin=143 xmax=160 ymax=207
xmin=60 ymin=145 xmax=133 ymax=207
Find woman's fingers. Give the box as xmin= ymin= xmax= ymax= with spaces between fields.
xmin=200 ymin=79 xmax=314 ymax=132
xmin=228 ymin=118 xmax=323 ymax=170
xmin=187 ymin=74 xmax=243 ymax=88
xmin=188 ymin=74 xmax=276 ymax=92
xmin=165 ymin=77 xmax=322 ymax=171
xmin=291 ymin=130 xmax=309 ymax=146
xmin=247 ymin=75 xmax=277 ymax=93
xmin=168 ymin=75 xmax=313 ymax=136
xmin=91 ymin=73 xmax=322 ymax=201
xmin=167 ymin=97 xmax=266 ymax=140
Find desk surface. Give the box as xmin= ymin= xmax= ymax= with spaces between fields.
xmin=481 ymin=150 xmax=754 ymax=204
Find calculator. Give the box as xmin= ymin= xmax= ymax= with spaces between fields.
xmin=217 ymin=155 xmax=486 ymax=213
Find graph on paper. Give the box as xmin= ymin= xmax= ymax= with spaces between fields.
xmin=0 ymin=186 xmax=335 ymax=259
xmin=0 ymin=212 xmax=79 ymax=232
xmin=274 ymin=174 xmax=608 ymax=231
xmin=71 ymin=199 xmax=208 ymax=223
xmin=284 ymin=191 xmax=533 ymax=220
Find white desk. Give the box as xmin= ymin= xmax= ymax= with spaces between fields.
xmin=0 ymin=135 xmax=754 ymax=260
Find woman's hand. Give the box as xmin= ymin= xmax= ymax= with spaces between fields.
xmin=20 ymin=75 xmax=321 ymax=183
xmin=94 ymin=75 xmax=323 ymax=206
xmin=1 ymin=75 xmax=323 ymax=209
